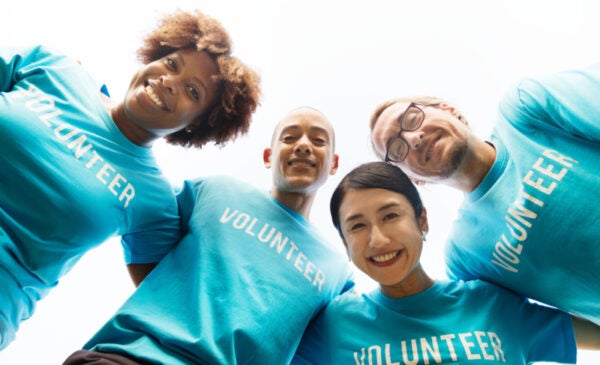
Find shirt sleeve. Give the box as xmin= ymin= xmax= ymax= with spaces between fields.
xmin=120 ymin=205 xmax=181 ymax=264
xmin=290 ymin=307 xmax=331 ymax=365
xmin=0 ymin=45 xmax=56 ymax=92
xmin=499 ymin=62 xmax=600 ymax=142
xmin=488 ymin=284 xmax=577 ymax=364
xmin=120 ymin=182 xmax=188 ymax=264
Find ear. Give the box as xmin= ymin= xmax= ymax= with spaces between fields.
xmin=329 ymin=154 xmax=340 ymax=176
xmin=410 ymin=177 xmax=427 ymax=186
xmin=263 ymin=148 xmax=272 ymax=168
xmin=419 ymin=206 xmax=429 ymax=233
xmin=438 ymin=102 xmax=460 ymax=118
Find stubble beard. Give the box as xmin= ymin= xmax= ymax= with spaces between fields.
xmin=437 ymin=142 xmax=468 ymax=180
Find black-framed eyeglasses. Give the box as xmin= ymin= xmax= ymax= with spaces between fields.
xmin=384 ymin=102 xmax=425 ymax=163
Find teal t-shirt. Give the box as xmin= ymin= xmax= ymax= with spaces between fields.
xmin=84 ymin=176 xmax=354 ymax=364
xmin=445 ymin=62 xmax=600 ymax=325
xmin=293 ymin=280 xmax=575 ymax=364
xmin=0 ymin=45 xmax=180 ymax=348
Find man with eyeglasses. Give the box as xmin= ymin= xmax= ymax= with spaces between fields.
xmin=368 ymin=63 xmax=600 ymax=329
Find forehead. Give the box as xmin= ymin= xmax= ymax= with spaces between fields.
xmin=274 ymin=109 xmax=334 ymax=138
xmin=371 ymin=101 xmax=412 ymax=155
xmin=340 ymin=188 xmax=412 ymax=219
xmin=171 ymin=49 xmax=219 ymax=77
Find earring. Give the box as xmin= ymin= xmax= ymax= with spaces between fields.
xmin=185 ymin=127 xmax=193 ymax=133
xmin=422 ymin=231 xmax=428 ymax=242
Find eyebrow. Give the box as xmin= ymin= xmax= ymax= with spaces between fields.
xmin=279 ymin=125 xmax=331 ymax=139
xmin=396 ymin=104 xmax=412 ymax=123
xmin=343 ymin=202 xmax=400 ymax=223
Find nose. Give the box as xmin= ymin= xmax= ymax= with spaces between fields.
xmin=369 ymin=224 xmax=391 ymax=249
xmin=294 ymin=136 xmax=312 ymax=155
xmin=403 ymin=130 xmax=424 ymax=150
xmin=160 ymin=75 xmax=176 ymax=95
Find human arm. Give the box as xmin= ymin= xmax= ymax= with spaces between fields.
xmin=291 ymin=311 xmax=330 ymax=365
xmin=0 ymin=45 xmax=64 ymax=92
xmin=0 ymin=46 xmax=27 ymax=91
xmin=499 ymin=62 xmax=600 ymax=142
xmin=120 ymin=182 xmax=191 ymax=286
xmin=571 ymin=315 xmax=600 ymax=350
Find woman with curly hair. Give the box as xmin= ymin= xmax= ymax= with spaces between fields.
xmin=0 ymin=9 xmax=260 ymax=350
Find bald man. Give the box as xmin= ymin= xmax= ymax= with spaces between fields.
xmin=64 ymin=107 xmax=354 ymax=365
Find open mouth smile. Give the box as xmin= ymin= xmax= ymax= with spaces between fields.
xmin=145 ymin=84 xmax=168 ymax=111
xmin=370 ymin=250 xmax=402 ymax=266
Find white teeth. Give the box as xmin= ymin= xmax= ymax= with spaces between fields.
xmin=372 ymin=251 xmax=399 ymax=263
xmin=145 ymin=85 xmax=164 ymax=108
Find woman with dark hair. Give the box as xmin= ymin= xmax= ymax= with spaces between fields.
xmin=293 ymin=161 xmax=600 ymax=364
xmin=0 ymin=9 xmax=260 ymax=350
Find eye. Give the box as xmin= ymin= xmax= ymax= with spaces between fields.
xmin=401 ymin=106 xmax=424 ymax=130
xmin=347 ymin=222 xmax=365 ymax=232
xmin=383 ymin=212 xmax=399 ymax=221
xmin=311 ymin=137 xmax=327 ymax=146
xmin=165 ymin=57 xmax=177 ymax=71
xmin=281 ymin=134 xmax=297 ymax=143
xmin=187 ymin=85 xmax=200 ymax=101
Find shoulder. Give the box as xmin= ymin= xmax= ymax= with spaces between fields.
xmin=1 ymin=45 xmax=71 ymax=68
xmin=24 ymin=45 xmax=71 ymax=64
xmin=322 ymin=290 xmax=371 ymax=318
xmin=182 ymin=174 xmax=256 ymax=193
xmin=176 ymin=174 xmax=263 ymax=210
xmin=448 ymin=279 xmax=527 ymax=307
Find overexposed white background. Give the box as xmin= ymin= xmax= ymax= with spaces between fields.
xmin=2 ymin=0 xmax=599 ymax=363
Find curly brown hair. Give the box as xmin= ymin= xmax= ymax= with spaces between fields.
xmin=137 ymin=9 xmax=261 ymax=148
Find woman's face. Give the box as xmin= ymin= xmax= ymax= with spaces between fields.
xmin=119 ymin=49 xmax=220 ymax=145
xmin=338 ymin=188 xmax=428 ymax=293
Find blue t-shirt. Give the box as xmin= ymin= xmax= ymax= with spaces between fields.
xmin=83 ymin=175 xmax=355 ymax=364
xmin=445 ymin=62 xmax=600 ymax=325
xmin=0 ymin=45 xmax=180 ymax=348
xmin=294 ymin=280 xmax=576 ymax=364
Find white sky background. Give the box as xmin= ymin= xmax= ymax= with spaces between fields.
xmin=2 ymin=0 xmax=599 ymax=363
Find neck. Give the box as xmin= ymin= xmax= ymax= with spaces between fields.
xmin=108 ymin=101 xmax=156 ymax=147
xmin=380 ymin=265 xmax=434 ymax=298
xmin=450 ymin=138 xmax=496 ymax=193
xmin=270 ymin=189 xmax=316 ymax=220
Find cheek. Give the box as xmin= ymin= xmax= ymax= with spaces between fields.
xmin=346 ymin=240 xmax=365 ymax=262
xmin=397 ymin=158 xmax=422 ymax=177
xmin=176 ymin=103 xmax=204 ymax=125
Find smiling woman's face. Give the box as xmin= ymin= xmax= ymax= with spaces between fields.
xmin=117 ymin=49 xmax=220 ymax=145
xmin=339 ymin=187 xmax=427 ymax=292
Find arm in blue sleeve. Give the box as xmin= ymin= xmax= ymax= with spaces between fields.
xmin=499 ymin=62 xmax=600 ymax=142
